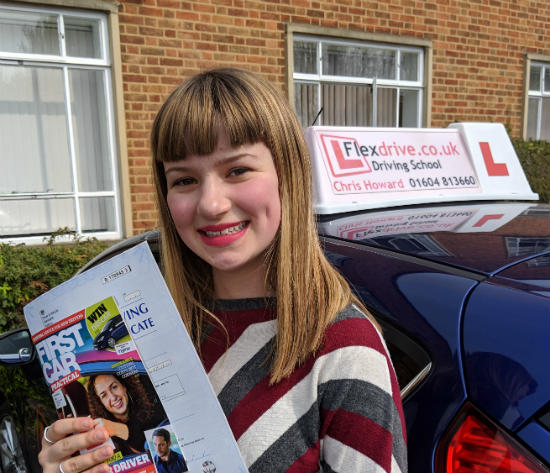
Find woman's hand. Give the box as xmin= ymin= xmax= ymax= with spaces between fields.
xmin=39 ymin=417 xmax=114 ymax=473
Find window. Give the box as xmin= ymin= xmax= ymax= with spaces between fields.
xmin=292 ymin=36 xmax=424 ymax=128
xmin=526 ymin=61 xmax=550 ymax=141
xmin=505 ymin=237 xmax=550 ymax=258
xmin=0 ymin=4 xmax=121 ymax=243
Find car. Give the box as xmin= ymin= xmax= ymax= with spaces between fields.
xmin=1 ymin=123 xmax=548 ymax=473
xmin=92 ymin=313 xmax=129 ymax=350
xmin=316 ymin=200 xmax=549 ymax=473
xmin=0 ymin=329 xmax=33 ymax=473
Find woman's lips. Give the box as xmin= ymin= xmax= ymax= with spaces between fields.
xmin=112 ymin=398 xmax=123 ymax=409
xmin=198 ymin=221 xmax=249 ymax=246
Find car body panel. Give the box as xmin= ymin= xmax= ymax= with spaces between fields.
xmin=463 ymin=267 xmax=550 ymax=463
xmin=517 ymin=421 xmax=550 ymax=464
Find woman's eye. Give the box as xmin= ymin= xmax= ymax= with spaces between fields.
xmin=228 ymin=167 xmax=249 ymax=177
xmin=173 ymin=177 xmax=195 ymax=187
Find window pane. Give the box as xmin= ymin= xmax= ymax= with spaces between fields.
xmin=399 ymin=89 xmax=419 ymax=127
xmin=64 ymin=16 xmax=102 ymax=59
xmin=541 ymin=97 xmax=550 ymax=141
xmin=70 ymin=69 xmax=113 ymax=192
xmin=367 ymin=48 xmax=396 ymax=79
xmin=80 ymin=197 xmax=116 ymax=233
xmin=400 ymin=52 xmax=419 ymax=81
xmin=377 ymin=87 xmax=397 ymax=126
xmin=526 ymin=97 xmax=539 ymax=139
xmin=321 ymin=83 xmax=372 ymax=126
xmin=544 ymin=67 xmax=550 ymax=93
xmin=0 ymin=198 xmax=75 ymax=237
xmin=294 ymin=41 xmax=317 ymax=74
xmin=323 ymin=43 xmax=365 ymax=77
xmin=0 ymin=9 xmax=59 ymax=55
xmin=529 ymin=65 xmax=541 ymax=91
xmin=294 ymin=82 xmax=319 ymax=128
xmin=323 ymin=44 xmax=397 ymax=79
xmin=0 ymin=65 xmax=71 ymax=194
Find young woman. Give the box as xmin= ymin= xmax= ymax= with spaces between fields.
xmin=39 ymin=68 xmax=407 ymax=473
xmin=86 ymin=373 xmax=166 ymax=455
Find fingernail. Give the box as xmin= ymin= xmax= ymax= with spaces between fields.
xmin=96 ymin=463 xmax=110 ymax=473
xmin=94 ymin=429 xmax=108 ymax=442
xmin=83 ymin=418 xmax=94 ymax=429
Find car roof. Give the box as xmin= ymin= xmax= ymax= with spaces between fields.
xmin=318 ymin=201 xmax=550 ymax=276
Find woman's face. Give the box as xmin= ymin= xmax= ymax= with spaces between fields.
xmin=164 ymin=130 xmax=281 ymax=290
xmin=94 ymin=375 xmax=129 ymax=420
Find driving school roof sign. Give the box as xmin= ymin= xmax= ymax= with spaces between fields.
xmin=305 ymin=123 xmax=538 ymax=214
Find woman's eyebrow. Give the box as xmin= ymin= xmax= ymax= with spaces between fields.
xmin=164 ymin=153 xmax=255 ymax=174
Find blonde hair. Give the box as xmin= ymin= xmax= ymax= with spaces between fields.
xmin=151 ymin=68 xmax=373 ymax=383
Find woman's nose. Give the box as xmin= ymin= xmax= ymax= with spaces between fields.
xmin=197 ymin=178 xmax=231 ymax=218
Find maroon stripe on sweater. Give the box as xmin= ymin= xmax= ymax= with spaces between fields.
xmin=321 ymin=408 xmax=393 ymax=472
xmin=285 ymin=440 xmax=321 ymax=473
xmin=201 ymin=307 xmax=275 ymax=371
xmin=321 ymin=317 xmax=387 ymax=358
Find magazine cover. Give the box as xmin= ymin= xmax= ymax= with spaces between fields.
xmin=24 ymin=242 xmax=248 ymax=473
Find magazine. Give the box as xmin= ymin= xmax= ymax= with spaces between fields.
xmin=24 ymin=241 xmax=248 ymax=473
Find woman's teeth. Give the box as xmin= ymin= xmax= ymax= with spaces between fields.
xmin=204 ymin=222 xmax=247 ymax=237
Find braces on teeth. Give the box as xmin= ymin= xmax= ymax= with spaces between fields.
xmin=204 ymin=222 xmax=247 ymax=237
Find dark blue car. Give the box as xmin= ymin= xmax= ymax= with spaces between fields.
xmin=92 ymin=313 xmax=128 ymax=350
xmin=317 ymin=201 xmax=549 ymax=473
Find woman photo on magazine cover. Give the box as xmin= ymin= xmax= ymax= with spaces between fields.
xmin=87 ymin=373 xmax=167 ymax=455
xmin=38 ymin=68 xmax=407 ymax=473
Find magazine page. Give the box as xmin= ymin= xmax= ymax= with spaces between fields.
xmin=24 ymin=241 xmax=248 ymax=473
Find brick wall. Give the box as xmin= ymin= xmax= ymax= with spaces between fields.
xmin=117 ymin=0 xmax=549 ymax=233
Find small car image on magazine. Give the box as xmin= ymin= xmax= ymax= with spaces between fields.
xmin=93 ymin=314 xmax=128 ymax=350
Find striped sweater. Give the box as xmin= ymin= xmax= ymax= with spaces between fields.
xmin=202 ymin=298 xmax=407 ymax=473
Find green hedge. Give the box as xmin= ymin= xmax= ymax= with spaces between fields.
xmin=0 ymin=229 xmax=109 ymax=333
xmin=0 ymin=229 xmax=109 ymax=472
xmin=512 ymin=139 xmax=550 ymax=203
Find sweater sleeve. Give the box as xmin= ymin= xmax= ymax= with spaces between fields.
xmin=317 ymin=307 xmax=407 ymax=473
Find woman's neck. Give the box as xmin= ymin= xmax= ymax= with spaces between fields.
xmin=114 ymin=412 xmax=129 ymax=423
xmin=213 ymin=262 xmax=271 ymax=299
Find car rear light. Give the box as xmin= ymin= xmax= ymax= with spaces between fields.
xmin=435 ymin=404 xmax=549 ymax=473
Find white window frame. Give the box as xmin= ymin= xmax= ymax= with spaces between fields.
xmin=523 ymin=54 xmax=550 ymax=141
xmin=0 ymin=3 xmax=122 ymax=244
xmin=287 ymin=26 xmax=431 ymax=128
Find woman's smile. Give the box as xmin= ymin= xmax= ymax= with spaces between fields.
xmin=198 ymin=221 xmax=250 ymax=246
xmin=110 ymin=397 xmax=124 ymax=410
